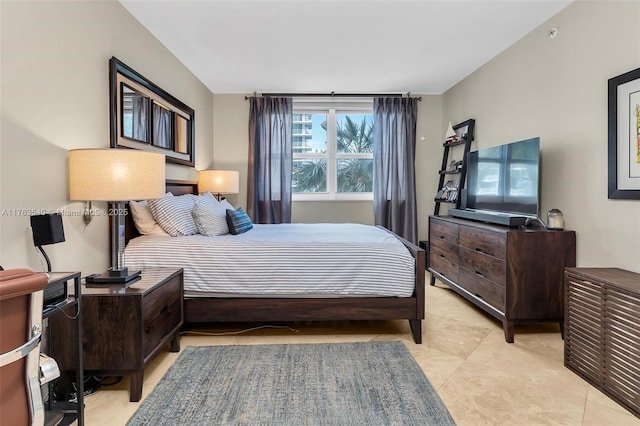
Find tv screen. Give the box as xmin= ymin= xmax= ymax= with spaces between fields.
xmin=465 ymin=137 xmax=540 ymax=217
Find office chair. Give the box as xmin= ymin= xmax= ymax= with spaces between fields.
xmin=0 ymin=268 xmax=60 ymax=425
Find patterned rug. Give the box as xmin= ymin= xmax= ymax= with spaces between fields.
xmin=127 ymin=341 xmax=456 ymax=425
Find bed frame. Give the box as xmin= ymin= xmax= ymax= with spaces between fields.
xmin=123 ymin=179 xmax=425 ymax=343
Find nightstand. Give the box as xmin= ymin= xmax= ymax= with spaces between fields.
xmin=50 ymin=268 xmax=184 ymax=402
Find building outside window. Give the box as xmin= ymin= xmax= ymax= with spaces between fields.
xmin=292 ymin=114 xmax=313 ymax=154
xmin=292 ymin=98 xmax=374 ymax=201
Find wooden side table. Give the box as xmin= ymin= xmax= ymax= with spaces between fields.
xmin=50 ymin=268 xmax=184 ymax=402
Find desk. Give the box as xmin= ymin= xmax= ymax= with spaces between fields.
xmin=44 ymin=272 xmax=83 ymax=426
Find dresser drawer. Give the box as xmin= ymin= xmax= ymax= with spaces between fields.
xmin=430 ymin=219 xmax=459 ymax=245
xmin=459 ymin=246 xmax=506 ymax=284
xmin=142 ymin=275 xmax=182 ymax=359
xmin=431 ymin=236 xmax=459 ymax=262
xmin=459 ymin=266 xmax=505 ymax=312
xmin=430 ymin=238 xmax=459 ymax=283
xmin=459 ymin=226 xmax=506 ymax=259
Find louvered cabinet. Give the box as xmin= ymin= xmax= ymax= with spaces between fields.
xmin=564 ymin=268 xmax=640 ymax=418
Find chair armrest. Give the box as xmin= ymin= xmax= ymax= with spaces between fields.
xmin=0 ymin=332 xmax=41 ymax=368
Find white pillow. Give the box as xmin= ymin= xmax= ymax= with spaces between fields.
xmin=147 ymin=194 xmax=198 ymax=237
xmin=195 ymin=192 xmax=220 ymax=207
xmin=129 ymin=201 xmax=167 ymax=236
xmin=219 ymin=199 xmax=234 ymax=211
xmin=129 ymin=193 xmax=173 ymax=236
xmin=199 ymin=192 xmax=220 ymax=204
xmin=192 ymin=198 xmax=230 ymax=236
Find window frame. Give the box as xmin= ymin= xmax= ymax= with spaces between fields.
xmin=292 ymin=98 xmax=374 ymax=201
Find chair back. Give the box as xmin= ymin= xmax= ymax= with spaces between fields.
xmin=0 ymin=268 xmax=49 ymax=425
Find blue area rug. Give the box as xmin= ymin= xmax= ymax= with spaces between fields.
xmin=127 ymin=341 xmax=455 ymax=425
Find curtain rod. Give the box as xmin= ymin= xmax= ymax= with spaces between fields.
xmin=244 ymin=92 xmax=422 ymax=101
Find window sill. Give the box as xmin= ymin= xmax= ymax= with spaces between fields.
xmin=293 ymin=193 xmax=373 ymax=202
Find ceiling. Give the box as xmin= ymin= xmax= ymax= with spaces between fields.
xmin=120 ymin=0 xmax=572 ymax=95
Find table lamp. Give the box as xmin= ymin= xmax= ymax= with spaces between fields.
xmin=69 ymin=149 xmax=165 ymax=283
xmin=198 ymin=170 xmax=240 ymax=200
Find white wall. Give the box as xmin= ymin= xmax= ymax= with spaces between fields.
xmin=0 ymin=0 xmax=213 ymax=275
xmin=211 ymin=95 xmax=248 ymax=210
xmin=416 ymin=96 xmax=444 ymax=242
xmin=442 ymin=0 xmax=640 ymax=272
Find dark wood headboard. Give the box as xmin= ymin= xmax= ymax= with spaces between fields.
xmin=124 ymin=179 xmax=198 ymax=244
xmin=166 ymin=179 xmax=199 ymax=196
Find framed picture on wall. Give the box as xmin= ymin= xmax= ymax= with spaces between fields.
xmin=608 ymin=67 xmax=640 ymax=199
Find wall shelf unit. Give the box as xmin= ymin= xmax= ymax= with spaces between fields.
xmin=434 ymin=119 xmax=475 ymax=215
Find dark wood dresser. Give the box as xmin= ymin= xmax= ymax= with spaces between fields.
xmin=50 ymin=268 xmax=184 ymax=402
xmin=564 ymin=268 xmax=640 ymax=418
xmin=428 ymin=215 xmax=576 ymax=342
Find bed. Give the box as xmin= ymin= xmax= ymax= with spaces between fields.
xmin=121 ymin=180 xmax=425 ymax=343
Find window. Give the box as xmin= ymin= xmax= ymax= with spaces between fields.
xmin=292 ymin=99 xmax=374 ymax=201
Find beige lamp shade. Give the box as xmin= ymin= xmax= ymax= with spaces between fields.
xmin=69 ymin=149 xmax=165 ymax=201
xmin=198 ymin=170 xmax=240 ymax=195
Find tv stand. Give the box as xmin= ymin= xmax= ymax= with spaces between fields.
xmin=428 ymin=215 xmax=576 ymax=342
xmin=448 ymin=208 xmax=529 ymax=227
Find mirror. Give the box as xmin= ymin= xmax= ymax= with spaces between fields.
xmin=110 ymin=57 xmax=195 ymax=167
xmin=121 ymin=85 xmax=149 ymax=142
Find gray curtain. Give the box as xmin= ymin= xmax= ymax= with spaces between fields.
xmin=131 ymin=95 xmax=147 ymax=140
xmin=153 ymin=104 xmax=171 ymax=148
xmin=247 ymin=97 xmax=293 ymax=224
xmin=373 ymin=97 xmax=418 ymax=243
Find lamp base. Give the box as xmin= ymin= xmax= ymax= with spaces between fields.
xmin=108 ymin=267 xmax=130 ymax=278
xmin=85 ymin=269 xmax=141 ymax=284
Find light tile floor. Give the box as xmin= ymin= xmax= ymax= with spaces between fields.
xmin=81 ymin=278 xmax=640 ymax=425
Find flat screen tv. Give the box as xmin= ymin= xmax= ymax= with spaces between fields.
xmin=450 ymin=137 xmax=540 ymax=226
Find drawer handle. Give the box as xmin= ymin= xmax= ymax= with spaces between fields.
xmin=439 ymin=235 xmax=445 ymax=239
xmin=475 ymin=293 xmax=483 ymax=299
xmin=475 ymin=270 xmax=485 ymax=278
xmin=440 ymin=254 xmax=445 ymax=258
xmin=475 ymin=248 xmax=483 ymax=252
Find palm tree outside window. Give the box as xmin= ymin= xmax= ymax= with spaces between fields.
xmin=292 ymin=99 xmax=374 ymax=201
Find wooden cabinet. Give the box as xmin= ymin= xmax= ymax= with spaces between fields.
xmin=564 ymin=268 xmax=640 ymax=418
xmin=428 ymin=215 xmax=576 ymax=342
xmin=50 ymin=268 xmax=183 ymax=402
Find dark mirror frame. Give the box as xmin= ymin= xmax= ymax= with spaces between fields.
xmin=109 ymin=57 xmax=195 ymax=167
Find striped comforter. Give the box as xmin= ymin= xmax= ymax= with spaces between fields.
xmin=124 ymin=223 xmax=416 ymax=297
